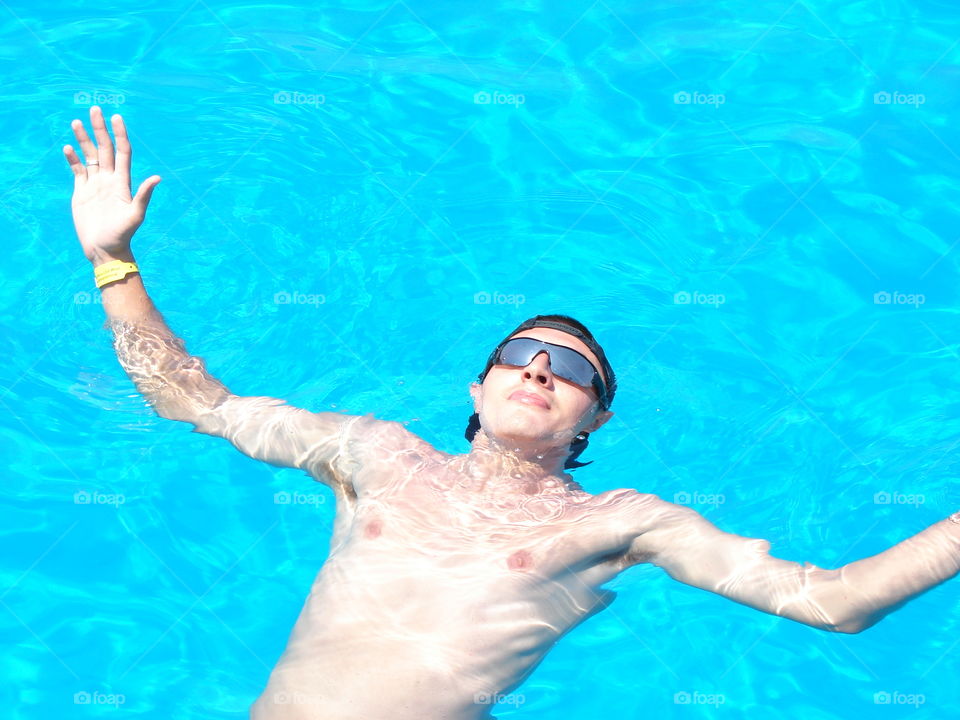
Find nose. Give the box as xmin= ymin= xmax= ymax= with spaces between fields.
xmin=521 ymin=351 xmax=554 ymax=387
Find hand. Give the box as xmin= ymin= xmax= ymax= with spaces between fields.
xmin=63 ymin=106 xmax=161 ymax=264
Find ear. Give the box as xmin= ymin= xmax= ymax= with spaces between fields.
xmin=585 ymin=410 xmax=613 ymax=433
xmin=469 ymin=382 xmax=483 ymax=413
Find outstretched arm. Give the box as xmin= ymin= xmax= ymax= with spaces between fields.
xmin=65 ymin=106 xmax=358 ymax=488
xmin=624 ymin=495 xmax=960 ymax=633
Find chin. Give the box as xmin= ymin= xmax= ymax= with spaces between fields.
xmin=483 ymin=419 xmax=541 ymax=445
xmin=486 ymin=420 xmax=566 ymax=448
xmin=488 ymin=428 xmax=539 ymax=446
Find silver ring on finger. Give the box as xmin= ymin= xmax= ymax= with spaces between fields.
xmin=87 ymin=161 xmax=99 ymax=166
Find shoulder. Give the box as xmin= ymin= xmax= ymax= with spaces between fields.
xmin=588 ymin=488 xmax=665 ymax=516
xmin=336 ymin=414 xmax=437 ymax=485
xmin=595 ymin=488 xmax=704 ymax=520
xmin=340 ymin=414 xmax=427 ymax=456
xmin=586 ymin=489 xmax=708 ymax=560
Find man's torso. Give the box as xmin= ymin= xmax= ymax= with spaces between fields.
xmin=251 ymin=420 xmax=649 ymax=720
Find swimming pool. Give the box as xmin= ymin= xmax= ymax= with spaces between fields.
xmin=2 ymin=0 xmax=959 ymax=717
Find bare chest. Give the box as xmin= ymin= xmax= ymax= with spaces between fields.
xmin=330 ymin=460 xmax=640 ymax=584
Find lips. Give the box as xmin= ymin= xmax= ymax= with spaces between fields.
xmin=509 ymin=390 xmax=550 ymax=409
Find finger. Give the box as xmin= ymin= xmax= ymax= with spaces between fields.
xmin=111 ymin=114 xmax=131 ymax=186
xmin=63 ymin=144 xmax=87 ymax=180
xmin=89 ymin=106 xmax=115 ymax=172
xmin=70 ymin=118 xmax=99 ymax=173
xmin=133 ymin=175 xmax=162 ymax=212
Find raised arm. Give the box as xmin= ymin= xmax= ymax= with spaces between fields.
xmin=623 ymin=494 xmax=960 ymax=633
xmin=64 ymin=106 xmax=358 ymax=488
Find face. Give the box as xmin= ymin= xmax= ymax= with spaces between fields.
xmin=470 ymin=328 xmax=614 ymax=449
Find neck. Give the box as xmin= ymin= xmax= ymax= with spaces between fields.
xmin=458 ymin=429 xmax=574 ymax=487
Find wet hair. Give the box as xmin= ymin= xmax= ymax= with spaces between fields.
xmin=465 ymin=314 xmax=616 ymax=469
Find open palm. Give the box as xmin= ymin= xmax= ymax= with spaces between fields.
xmin=63 ymin=106 xmax=161 ymax=263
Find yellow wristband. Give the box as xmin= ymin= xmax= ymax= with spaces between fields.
xmin=94 ymin=260 xmax=139 ymax=289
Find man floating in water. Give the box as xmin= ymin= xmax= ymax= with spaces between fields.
xmin=65 ymin=106 xmax=960 ymax=720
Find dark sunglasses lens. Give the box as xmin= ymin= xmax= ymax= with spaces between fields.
xmin=498 ymin=338 xmax=595 ymax=387
xmin=547 ymin=348 xmax=596 ymax=384
xmin=496 ymin=339 xmax=537 ymax=367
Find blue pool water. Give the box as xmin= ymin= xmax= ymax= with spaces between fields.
xmin=2 ymin=1 xmax=960 ymax=717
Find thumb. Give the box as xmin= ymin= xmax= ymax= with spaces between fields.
xmin=133 ymin=175 xmax=162 ymax=212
